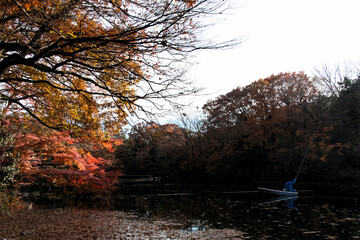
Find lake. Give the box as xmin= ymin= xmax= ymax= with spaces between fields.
xmin=0 ymin=183 xmax=359 ymax=239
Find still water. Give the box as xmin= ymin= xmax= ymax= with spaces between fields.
xmin=2 ymin=184 xmax=359 ymax=239
xmin=109 ymin=190 xmax=359 ymax=239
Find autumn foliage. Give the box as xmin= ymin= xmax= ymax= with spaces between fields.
xmin=117 ymin=123 xmax=187 ymax=177
xmin=0 ymin=0 xmax=358 ymax=195
xmin=0 ymin=112 xmax=122 ymax=194
xmin=0 ymin=0 xmax=236 ymax=194
xmin=20 ymin=124 xmax=126 ymax=194
xmin=119 ymin=72 xmax=360 ymax=184
xmin=0 ymin=0 xmax=230 ymax=137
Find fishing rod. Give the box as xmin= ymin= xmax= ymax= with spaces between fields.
xmin=295 ymin=137 xmax=312 ymax=180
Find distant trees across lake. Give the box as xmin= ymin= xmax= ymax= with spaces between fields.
xmin=117 ymin=72 xmax=360 ymax=184
xmin=1 ymin=71 xmax=359 ymax=197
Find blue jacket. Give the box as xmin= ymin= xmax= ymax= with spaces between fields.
xmin=284 ymin=179 xmax=296 ymax=192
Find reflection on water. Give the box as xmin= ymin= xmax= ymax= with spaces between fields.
xmin=1 ymin=186 xmax=359 ymax=239
xmin=110 ymin=190 xmax=359 ymax=239
xmin=285 ymin=198 xmax=298 ymax=211
xmin=260 ymin=196 xmax=299 ymax=211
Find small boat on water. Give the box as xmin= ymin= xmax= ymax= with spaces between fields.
xmin=258 ymin=187 xmax=298 ymax=196
xmin=256 ymin=137 xmax=312 ymax=197
xmin=259 ymin=195 xmax=298 ymax=205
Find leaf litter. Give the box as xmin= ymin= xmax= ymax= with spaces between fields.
xmin=0 ymin=208 xmax=245 ymax=239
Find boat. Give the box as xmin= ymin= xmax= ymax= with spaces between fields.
xmin=259 ymin=195 xmax=298 ymax=205
xmin=258 ymin=187 xmax=298 ymax=196
xmin=256 ymin=138 xmax=312 ymax=197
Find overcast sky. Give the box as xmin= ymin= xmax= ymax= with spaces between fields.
xmin=187 ymin=0 xmax=360 ymax=106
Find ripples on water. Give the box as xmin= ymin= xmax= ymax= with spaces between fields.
xmin=1 ymin=185 xmax=359 ymax=239
xmin=109 ymin=189 xmax=359 ymax=239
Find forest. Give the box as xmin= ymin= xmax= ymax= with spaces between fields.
xmin=118 ymin=72 xmax=360 ymax=185
xmin=1 ymin=70 xmax=360 ymax=199
xmin=0 ymin=0 xmax=359 ymax=201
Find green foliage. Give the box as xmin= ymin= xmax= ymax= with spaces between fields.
xmin=0 ymin=115 xmax=19 ymax=186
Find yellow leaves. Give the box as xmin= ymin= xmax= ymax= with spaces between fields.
xmin=24 ymin=2 xmax=32 ymax=11
xmin=11 ymin=68 xmax=105 ymax=135
xmin=1 ymin=0 xmax=200 ymax=139
xmin=7 ymin=0 xmax=47 ymax=13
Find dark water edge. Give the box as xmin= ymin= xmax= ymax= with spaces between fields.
xmin=10 ymin=182 xmax=357 ymax=239
xmin=116 ymin=182 xmax=359 ymax=239
xmin=1 ymin=182 xmax=359 ymax=239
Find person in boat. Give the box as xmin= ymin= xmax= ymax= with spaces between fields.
xmin=284 ymin=179 xmax=296 ymax=192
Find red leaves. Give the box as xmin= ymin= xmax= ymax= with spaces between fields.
xmin=13 ymin=123 xmax=122 ymax=193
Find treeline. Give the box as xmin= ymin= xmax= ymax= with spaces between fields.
xmin=116 ymin=72 xmax=360 ymax=184
xmin=1 ymin=71 xmax=359 ymax=197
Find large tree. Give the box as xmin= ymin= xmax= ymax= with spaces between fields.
xmin=202 ymin=72 xmax=318 ymax=179
xmin=0 ymin=0 xmax=234 ymax=136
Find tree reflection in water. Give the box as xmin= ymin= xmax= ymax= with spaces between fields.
xmin=111 ymin=192 xmax=359 ymax=239
xmin=0 ymin=189 xmax=358 ymax=239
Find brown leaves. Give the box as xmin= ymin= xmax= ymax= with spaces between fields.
xmin=0 ymin=208 xmax=245 ymax=239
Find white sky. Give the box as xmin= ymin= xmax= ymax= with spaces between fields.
xmin=188 ymin=0 xmax=360 ymax=106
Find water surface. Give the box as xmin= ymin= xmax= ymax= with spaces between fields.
xmin=1 ymin=185 xmax=359 ymax=239
xmin=110 ymin=191 xmax=359 ymax=239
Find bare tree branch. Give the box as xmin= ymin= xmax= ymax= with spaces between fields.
xmin=0 ymin=0 xmax=240 ymax=134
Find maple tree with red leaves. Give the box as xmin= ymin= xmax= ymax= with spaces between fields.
xmin=0 ymin=0 xmax=238 ymax=193
xmin=10 ymin=120 xmax=122 ymax=193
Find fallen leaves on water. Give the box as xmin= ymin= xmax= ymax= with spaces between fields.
xmin=0 ymin=208 xmax=245 ymax=239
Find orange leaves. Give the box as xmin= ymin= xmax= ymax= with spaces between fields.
xmin=101 ymin=139 xmax=123 ymax=153
xmin=174 ymin=0 xmax=197 ymax=7
xmin=1 ymin=0 xmax=221 ymax=138
xmin=23 ymin=2 xmax=32 ymax=11
xmin=12 ymin=120 xmax=122 ymax=193
xmin=2 ymin=0 xmax=57 ymax=17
